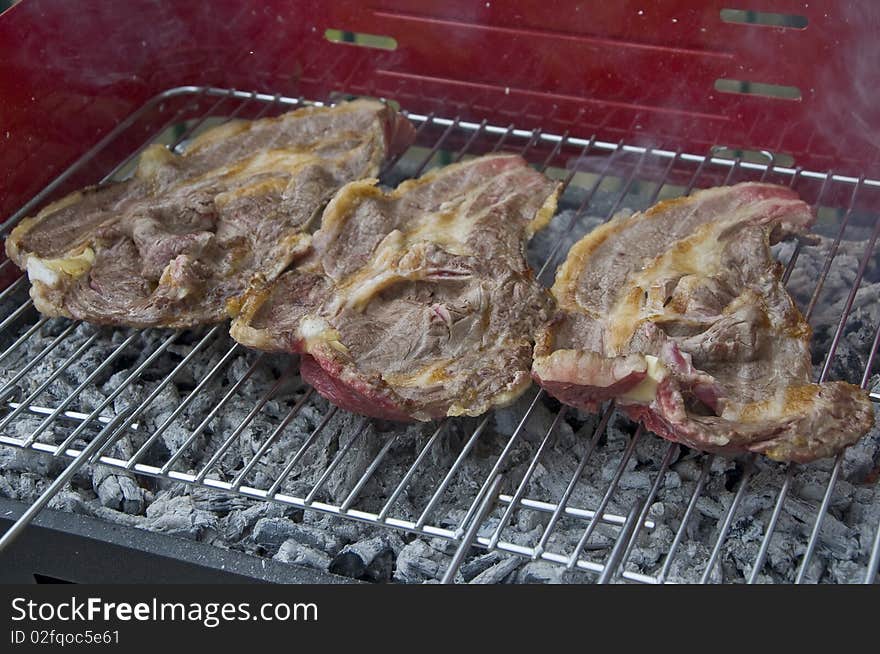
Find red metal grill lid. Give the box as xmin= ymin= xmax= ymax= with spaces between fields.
xmin=2 ymin=0 xmax=880 ymax=219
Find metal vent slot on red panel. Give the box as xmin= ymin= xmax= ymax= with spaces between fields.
xmin=720 ymin=9 xmax=809 ymax=29
xmin=711 ymin=145 xmax=796 ymax=169
xmin=324 ymin=29 xmax=398 ymax=50
xmin=714 ymin=79 xmax=802 ymax=101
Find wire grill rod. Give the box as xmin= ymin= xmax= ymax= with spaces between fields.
xmin=0 ymin=85 xmax=877 ymax=583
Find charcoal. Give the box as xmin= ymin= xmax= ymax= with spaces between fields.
xmin=784 ymin=499 xmax=856 ymax=558
xmin=673 ymin=456 xmax=706 ymax=482
xmin=460 ymin=552 xmax=503 ymax=581
xmin=517 ymin=561 xmax=567 ymax=584
xmin=273 ymin=539 xmax=332 ymax=571
xmin=648 ymin=502 xmax=666 ymax=519
xmin=665 ymin=543 xmax=720 ymax=584
xmin=527 ymin=211 xmax=605 ymax=274
xmin=89 ymin=504 xmax=147 ymax=528
xmin=17 ymin=473 xmax=43 ymax=500
xmin=634 ymin=432 xmax=671 ymax=464
xmin=736 ymin=491 xmax=774 ymax=519
xmin=618 ymin=470 xmax=651 ymax=491
xmin=190 ymin=487 xmax=253 ymax=514
xmin=515 ymin=507 xmax=547 ymax=533
xmin=252 ymin=517 xmax=343 ymax=555
xmin=142 ymin=494 xmax=218 ymax=541
xmin=394 ymin=539 xmax=457 ymax=584
xmin=493 ymin=391 xmax=573 ymax=444
xmin=468 ymin=556 xmax=521 ymax=584
xmin=329 ymin=534 xmax=402 ymax=582
xmin=93 ymin=468 xmax=145 ymax=515
xmin=695 ymin=496 xmax=727 ymax=520
xmin=304 ymin=512 xmax=366 ymax=544
xmin=827 ymin=559 xmax=868 ymax=584
xmin=626 ymin=523 xmax=675 ymax=569
xmin=151 ymin=423 xmax=189 ymax=462
xmin=251 ymin=517 xmax=300 ymax=551
xmin=43 ymin=487 xmax=147 ymax=528
xmin=0 ymin=475 xmax=15 ymax=500
xmin=312 ymin=512 xmax=364 ymax=554
xmin=801 ymin=556 xmax=826 ymax=584
xmin=3 ymin=448 xmax=56 ymax=478
xmin=221 ymin=503 xmax=270 ymax=543
xmin=663 ymin=471 xmax=682 ymax=489
xmin=427 ymin=536 xmax=460 ymax=555
xmin=47 ymin=488 xmax=90 ymax=514
xmin=765 ymin=535 xmax=800 ymax=581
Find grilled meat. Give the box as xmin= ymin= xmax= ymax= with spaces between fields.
xmin=532 ymin=183 xmax=875 ymax=462
xmin=232 ymin=154 xmax=560 ymax=421
xmin=5 ymin=99 xmax=415 ymax=328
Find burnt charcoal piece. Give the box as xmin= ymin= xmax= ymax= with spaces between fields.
xmin=328 ymin=534 xmax=402 ymax=582
xmin=252 ymin=517 xmax=343 ymax=555
xmin=533 ymin=183 xmax=874 ymax=462
xmin=273 ymin=539 xmax=332 ymax=572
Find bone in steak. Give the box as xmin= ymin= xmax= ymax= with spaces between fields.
xmin=532 ymin=183 xmax=875 ymax=462
xmin=5 ymin=100 xmax=415 ymax=328
xmin=231 ymin=154 xmax=560 ymax=421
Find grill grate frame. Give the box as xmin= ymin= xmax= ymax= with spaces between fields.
xmin=0 ymin=86 xmax=878 ymax=584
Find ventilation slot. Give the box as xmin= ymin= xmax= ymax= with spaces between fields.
xmin=715 ymin=78 xmax=802 ymax=100
xmin=324 ymin=29 xmax=398 ymax=50
xmin=720 ymin=9 xmax=808 ymax=29
xmin=712 ymin=146 xmax=795 ymax=168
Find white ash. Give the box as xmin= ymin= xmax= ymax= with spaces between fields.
xmin=0 ymin=195 xmax=878 ymax=585
xmin=274 ymin=540 xmax=332 ymax=572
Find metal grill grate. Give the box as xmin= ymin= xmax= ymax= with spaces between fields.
xmin=0 ymin=86 xmax=878 ymax=584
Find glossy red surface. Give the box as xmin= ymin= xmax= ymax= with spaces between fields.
xmin=1 ymin=0 xmax=879 ymax=221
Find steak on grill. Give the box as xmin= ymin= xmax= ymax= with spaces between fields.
xmin=5 ymin=99 xmax=415 ymax=328
xmin=532 ymin=183 xmax=875 ymax=462
xmin=232 ymin=154 xmax=560 ymax=421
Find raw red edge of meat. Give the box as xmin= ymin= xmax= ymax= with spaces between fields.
xmin=621 ymin=403 xmax=711 ymax=450
xmin=531 ymin=370 xmax=646 ymax=413
xmin=300 ymin=354 xmax=418 ymax=422
xmin=619 ymin=403 xmax=769 ymax=460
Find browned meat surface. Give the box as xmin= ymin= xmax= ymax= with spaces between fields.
xmin=5 ymin=100 xmax=415 ymax=328
xmin=532 ymin=183 xmax=875 ymax=462
xmin=232 ymin=154 xmax=560 ymax=421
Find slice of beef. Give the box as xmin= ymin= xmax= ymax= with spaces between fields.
xmin=532 ymin=182 xmax=874 ymax=462
xmin=5 ymin=99 xmax=415 ymax=328
xmin=232 ymin=154 xmax=561 ymax=421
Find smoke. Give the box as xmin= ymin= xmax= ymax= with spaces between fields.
xmin=797 ymin=4 xmax=880 ymax=173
